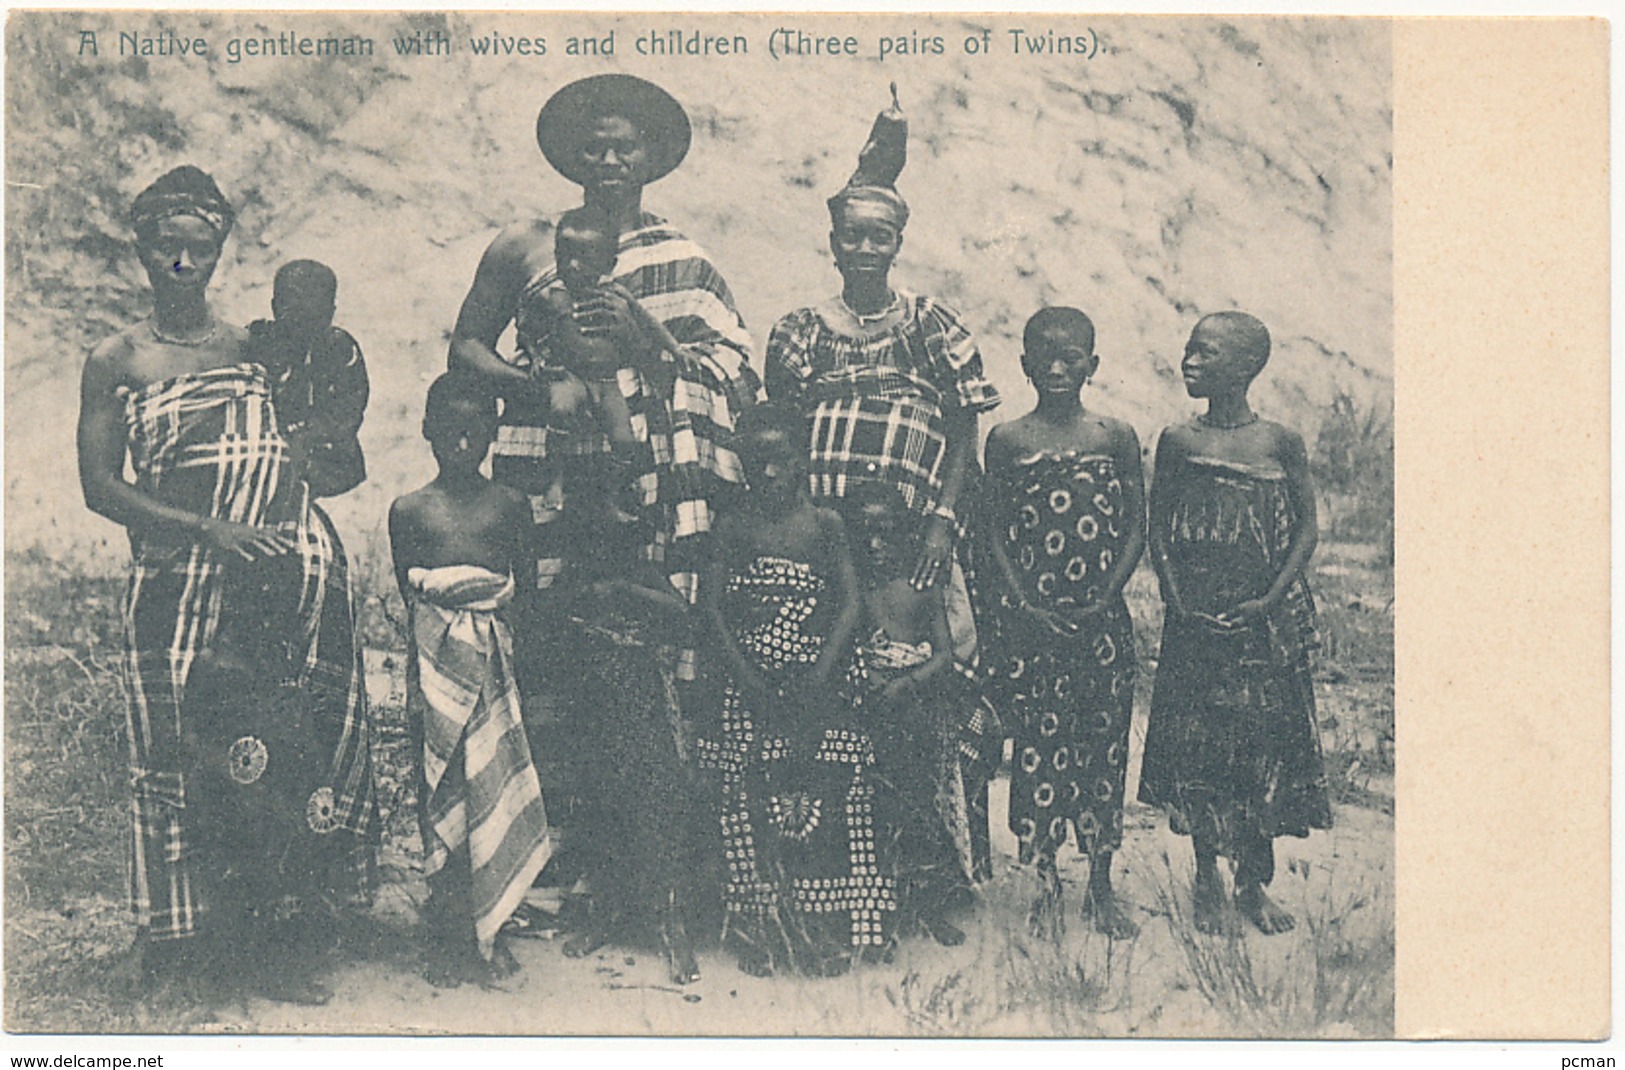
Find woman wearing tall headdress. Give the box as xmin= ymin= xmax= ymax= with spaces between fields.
xmin=77 ymin=166 xmax=376 ymax=1003
xmin=764 ymin=88 xmax=1002 ymax=933
xmin=764 ymin=87 xmax=1000 ymax=583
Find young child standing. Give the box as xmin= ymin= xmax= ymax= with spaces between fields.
xmin=845 ymin=481 xmax=971 ymax=948
xmin=699 ymin=403 xmax=889 ymax=978
xmin=389 ymin=373 xmax=553 ymax=985
xmin=980 ymin=307 xmax=1145 ymax=940
xmin=248 ymin=260 xmax=369 ymax=498
xmin=554 ymin=471 xmax=703 ymax=986
xmin=1138 ymin=311 xmax=1331 ymax=936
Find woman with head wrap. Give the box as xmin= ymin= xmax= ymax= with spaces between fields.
xmin=76 ymin=165 xmax=377 ymax=1004
xmin=764 ymin=86 xmax=1000 ymax=590
xmin=763 ymin=89 xmax=1002 ymax=938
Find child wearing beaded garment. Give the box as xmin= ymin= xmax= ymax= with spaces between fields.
xmin=699 ymin=403 xmax=892 ymax=977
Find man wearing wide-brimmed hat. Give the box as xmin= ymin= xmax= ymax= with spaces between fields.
xmin=448 ymin=74 xmax=758 ymax=927
xmin=452 ymin=74 xmax=758 ymax=599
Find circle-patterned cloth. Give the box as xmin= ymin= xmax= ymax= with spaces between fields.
xmin=709 ymin=554 xmax=896 ymax=962
xmin=987 ymin=452 xmax=1136 ymax=861
xmin=226 ymin=735 xmax=269 ymax=785
xmin=305 ymin=786 xmax=339 ymax=835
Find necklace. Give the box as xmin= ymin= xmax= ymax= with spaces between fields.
xmin=150 ymin=318 xmax=218 ymax=347
xmin=1198 ymin=411 xmax=1259 ymax=430
xmin=841 ymin=291 xmax=901 ymax=326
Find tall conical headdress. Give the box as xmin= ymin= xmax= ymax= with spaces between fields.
xmin=827 ymin=83 xmax=910 ymax=230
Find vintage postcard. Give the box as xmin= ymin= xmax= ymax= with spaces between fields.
xmin=1 ymin=8 xmax=1607 ymax=1047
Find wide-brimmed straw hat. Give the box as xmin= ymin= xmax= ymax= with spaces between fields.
xmin=535 ymin=74 xmax=691 ymax=186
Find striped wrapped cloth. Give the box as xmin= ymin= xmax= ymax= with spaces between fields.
xmin=495 ymin=212 xmax=760 ymax=622
xmin=407 ymin=565 xmax=552 ymax=959
xmin=120 ymin=364 xmax=375 ymax=942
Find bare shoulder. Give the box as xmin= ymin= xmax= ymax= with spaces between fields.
xmin=469 ymin=220 xmax=549 ymax=287
xmin=1260 ymin=419 xmax=1310 ymax=460
xmin=390 ymin=484 xmax=437 ymax=523
xmin=86 ymin=324 xmax=141 ymax=372
xmin=1160 ymin=418 xmax=1204 ymax=448
xmin=491 ymin=218 xmax=550 ymax=255
xmin=983 ymin=417 xmax=1028 ymax=465
xmin=1099 ymin=415 xmax=1143 ymax=449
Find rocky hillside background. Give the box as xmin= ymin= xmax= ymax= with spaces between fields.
xmin=5 ymin=12 xmax=1391 ymax=569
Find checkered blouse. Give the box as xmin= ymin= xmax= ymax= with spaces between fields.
xmin=765 ymin=292 xmax=1000 ymax=514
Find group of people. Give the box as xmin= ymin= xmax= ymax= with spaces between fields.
xmin=76 ymin=74 xmax=1331 ymax=1005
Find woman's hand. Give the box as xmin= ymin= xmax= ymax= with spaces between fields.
xmin=1026 ymin=603 xmax=1079 ymax=638
xmin=1066 ymin=599 xmax=1110 ymax=633
xmin=200 ymin=518 xmax=295 ymax=561
xmin=1216 ymin=597 xmax=1272 ymax=630
xmin=910 ymin=514 xmax=955 ymax=591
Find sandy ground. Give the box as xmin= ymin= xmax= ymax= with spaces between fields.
xmin=209 ymin=790 xmax=1391 ymax=1038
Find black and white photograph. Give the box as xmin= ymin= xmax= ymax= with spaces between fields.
xmin=6 ymin=6 xmax=1431 ymax=1040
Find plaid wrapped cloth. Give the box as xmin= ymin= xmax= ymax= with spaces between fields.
xmin=120 ymin=364 xmax=375 ymax=943
xmin=407 ymin=566 xmax=552 ymax=959
xmin=494 ymin=212 xmax=760 ymax=613
xmin=765 ymin=293 xmax=1000 ymax=515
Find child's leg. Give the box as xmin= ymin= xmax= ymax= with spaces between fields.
xmin=966 ymin=768 xmax=993 ymax=883
xmin=412 ymin=713 xmax=497 ymax=986
xmin=585 ymin=379 xmax=637 ymax=449
xmin=1027 ymin=845 xmax=1065 ymax=940
xmin=1235 ymin=833 xmax=1295 ymax=934
xmin=872 ymin=692 xmax=965 ymax=948
xmin=1081 ymin=848 xmax=1139 ymax=939
xmin=1191 ymin=831 xmax=1228 ymax=934
xmin=542 ymin=371 xmax=594 ymax=434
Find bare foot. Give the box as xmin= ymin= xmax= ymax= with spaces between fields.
xmin=918 ymin=912 xmax=967 ymax=947
xmin=564 ymin=927 xmax=611 ymax=959
xmin=735 ymin=947 xmax=774 ymax=978
xmin=1027 ymin=867 xmax=1066 ymax=940
xmin=662 ymin=922 xmax=701 ymax=985
xmin=422 ymin=953 xmax=472 ymax=989
xmin=1083 ymin=885 xmax=1140 ymax=940
xmin=1193 ymin=870 xmax=1228 ymax=935
xmin=1237 ymin=885 xmax=1296 ymax=935
xmin=487 ymin=941 xmax=522 ymax=980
